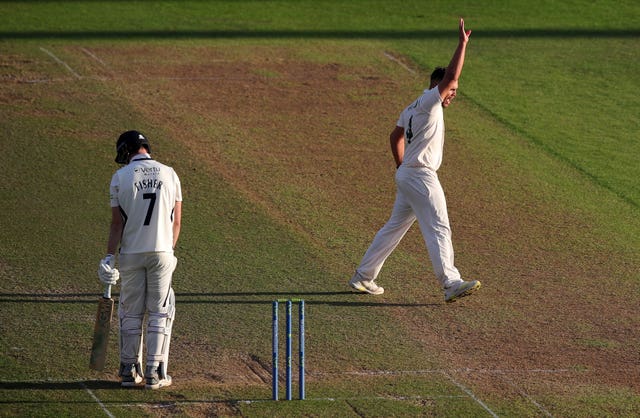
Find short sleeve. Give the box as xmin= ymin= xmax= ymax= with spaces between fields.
xmin=174 ymin=170 xmax=182 ymax=202
xmin=109 ymin=172 xmax=119 ymax=208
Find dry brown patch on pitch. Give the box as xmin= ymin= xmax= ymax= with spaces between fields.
xmin=97 ymin=44 xmax=412 ymax=242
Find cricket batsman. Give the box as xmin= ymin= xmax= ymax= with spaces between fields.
xmin=98 ymin=130 xmax=182 ymax=388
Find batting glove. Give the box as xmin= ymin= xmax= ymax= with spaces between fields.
xmin=98 ymin=254 xmax=120 ymax=285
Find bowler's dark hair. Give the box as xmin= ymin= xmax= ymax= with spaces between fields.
xmin=430 ymin=67 xmax=446 ymax=84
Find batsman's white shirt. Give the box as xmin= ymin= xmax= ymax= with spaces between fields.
xmin=396 ymin=86 xmax=445 ymax=170
xmin=110 ymin=154 xmax=182 ymax=254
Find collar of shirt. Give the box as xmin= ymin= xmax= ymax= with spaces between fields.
xmin=130 ymin=153 xmax=152 ymax=162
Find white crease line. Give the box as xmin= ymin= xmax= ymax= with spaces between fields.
xmin=310 ymin=368 xmax=573 ymax=376
xmin=39 ymin=47 xmax=82 ymax=79
xmin=383 ymin=51 xmax=417 ymax=74
xmin=79 ymin=382 xmax=115 ymax=418
xmin=4 ymin=75 xmax=292 ymax=83
xmin=5 ymin=73 xmax=384 ymax=83
xmin=452 ymin=368 xmax=572 ymax=374
xmin=16 ymin=76 xmax=109 ymax=84
xmin=442 ymin=371 xmax=499 ymax=418
xmin=80 ymin=47 xmax=111 ymax=70
xmin=311 ymin=369 xmax=441 ymax=376
xmin=498 ymin=374 xmax=554 ymax=418
xmin=237 ymin=395 xmax=468 ymax=404
xmin=118 ymin=394 xmax=468 ymax=408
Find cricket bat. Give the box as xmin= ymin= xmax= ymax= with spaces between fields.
xmin=89 ymin=284 xmax=114 ymax=371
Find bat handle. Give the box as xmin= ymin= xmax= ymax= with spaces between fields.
xmin=104 ymin=284 xmax=112 ymax=299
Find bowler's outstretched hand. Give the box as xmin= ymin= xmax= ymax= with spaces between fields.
xmin=459 ymin=18 xmax=471 ymax=43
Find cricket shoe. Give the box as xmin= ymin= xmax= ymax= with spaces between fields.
xmin=444 ymin=280 xmax=481 ymax=303
xmin=145 ymin=366 xmax=172 ymax=390
xmin=119 ymin=363 xmax=143 ymax=387
xmin=349 ymin=275 xmax=384 ymax=295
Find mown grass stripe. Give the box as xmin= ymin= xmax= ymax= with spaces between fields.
xmin=461 ymin=91 xmax=639 ymax=210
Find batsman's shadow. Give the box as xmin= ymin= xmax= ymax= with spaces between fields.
xmin=176 ymin=291 xmax=440 ymax=308
xmin=0 ymin=380 xmax=121 ymax=391
xmin=0 ymin=291 xmax=440 ymax=307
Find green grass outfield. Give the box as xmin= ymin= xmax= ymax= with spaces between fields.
xmin=1 ymin=1 xmax=639 ymax=417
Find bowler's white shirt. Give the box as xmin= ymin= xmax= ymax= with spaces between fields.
xmin=396 ymin=87 xmax=445 ymax=171
xmin=110 ymin=154 xmax=182 ymax=254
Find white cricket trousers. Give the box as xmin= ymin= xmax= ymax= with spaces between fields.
xmin=118 ymin=252 xmax=177 ymax=368
xmin=355 ymin=166 xmax=462 ymax=288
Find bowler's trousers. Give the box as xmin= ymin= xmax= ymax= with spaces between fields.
xmin=355 ymin=166 xmax=462 ymax=288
